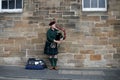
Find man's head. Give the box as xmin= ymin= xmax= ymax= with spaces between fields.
xmin=49 ymin=21 xmax=56 ymax=26
xmin=49 ymin=21 xmax=56 ymax=29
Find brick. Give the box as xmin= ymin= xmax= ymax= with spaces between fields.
xmin=90 ymin=54 xmax=101 ymax=61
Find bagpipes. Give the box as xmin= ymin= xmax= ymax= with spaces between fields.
xmin=55 ymin=25 xmax=66 ymax=40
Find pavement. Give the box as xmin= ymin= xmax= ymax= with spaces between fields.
xmin=0 ymin=65 xmax=120 ymax=80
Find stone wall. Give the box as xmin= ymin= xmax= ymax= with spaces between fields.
xmin=0 ymin=0 xmax=120 ymax=68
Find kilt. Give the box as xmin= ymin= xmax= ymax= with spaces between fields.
xmin=44 ymin=41 xmax=58 ymax=55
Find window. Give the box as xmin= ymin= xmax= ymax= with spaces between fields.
xmin=82 ymin=0 xmax=107 ymax=11
xmin=0 ymin=0 xmax=23 ymax=13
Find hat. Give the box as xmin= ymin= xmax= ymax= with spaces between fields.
xmin=49 ymin=21 xmax=56 ymax=26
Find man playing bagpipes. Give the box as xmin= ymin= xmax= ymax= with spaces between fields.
xmin=44 ymin=20 xmax=66 ymax=70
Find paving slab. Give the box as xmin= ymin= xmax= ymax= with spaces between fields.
xmin=0 ymin=66 xmax=120 ymax=80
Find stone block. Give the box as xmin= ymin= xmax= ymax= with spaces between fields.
xmin=69 ymin=47 xmax=79 ymax=53
xmin=33 ymin=10 xmax=49 ymax=15
xmin=49 ymin=13 xmax=62 ymax=18
xmin=0 ymin=51 xmax=10 ymax=57
xmin=71 ymin=3 xmax=80 ymax=10
xmin=113 ymin=31 xmax=120 ymax=37
xmin=63 ymin=16 xmax=80 ymax=19
xmin=58 ymin=46 xmax=67 ymax=53
xmin=95 ymin=49 xmax=108 ymax=54
xmin=14 ymin=21 xmax=30 ymax=28
xmin=99 ymin=40 xmax=108 ymax=45
xmin=113 ymin=43 xmax=120 ymax=48
xmin=113 ymin=54 xmax=120 ymax=59
xmin=74 ymin=54 xmax=86 ymax=59
xmin=38 ymin=33 xmax=46 ymax=38
xmin=63 ymin=12 xmax=75 ymax=15
xmin=0 ymin=47 xmax=3 ymax=51
xmin=101 ymin=16 xmax=108 ymax=20
xmin=13 ymin=37 xmax=27 ymax=44
xmin=27 ymin=49 xmax=42 ymax=55
xmin=104 ymin=54 xmax=113 ymax=60
xmin=31 ymin=37 xmax=44 ymax=44
xmin=90 ymin=54 xmax=101 ymax=61
xmin=64 ymin=23 xmax=75 ymax=28
xmin=81 ymin=16 xmax=100 ymax=21
xmin=80 ymin=50 xmax=95 ymax=54
xmin=58 ymin=53 xmax=74 ymax=60
xmin=0 ymin=58 xmax=4 ymax=64
xmin=117 ymin=48 xmax=120 ymax=53
xmin=4 ymin=46 xmax=19 ymax=52
xmin=116 ymin=16 xmax=120 ymax=20
xmin=35 ymin=44 xmax=44 ymax=50
xmin=114 ymin=25 xmax=120 ymax=30
xmin=24 ymin=16 xmax=44 ymax=21
xmin=3 ymin=57 xmax=25 ymax=65
xmin=107 ymin=20 xmax=120 ymax=25
xmin=9 ymin=51 xmax=26 ymax=57
xmin=95 ymin=23 xmax=109 ymax=27
xmin=0 ymin=39 xmax=14 ymax=44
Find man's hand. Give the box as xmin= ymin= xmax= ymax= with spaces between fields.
xmin=54 ymin=40 xmax=61 ymax=44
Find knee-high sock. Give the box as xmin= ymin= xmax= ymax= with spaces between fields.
xmin=53 ymin=58 xmax=58 ymax=67
xmin=49 ymin=58 xmax=53 ymax=66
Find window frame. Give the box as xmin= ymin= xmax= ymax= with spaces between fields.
xmin=82 ymin=0 xmax=107 ymax=12
xmin=0 ymin=0 xmax=23 ymax=13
